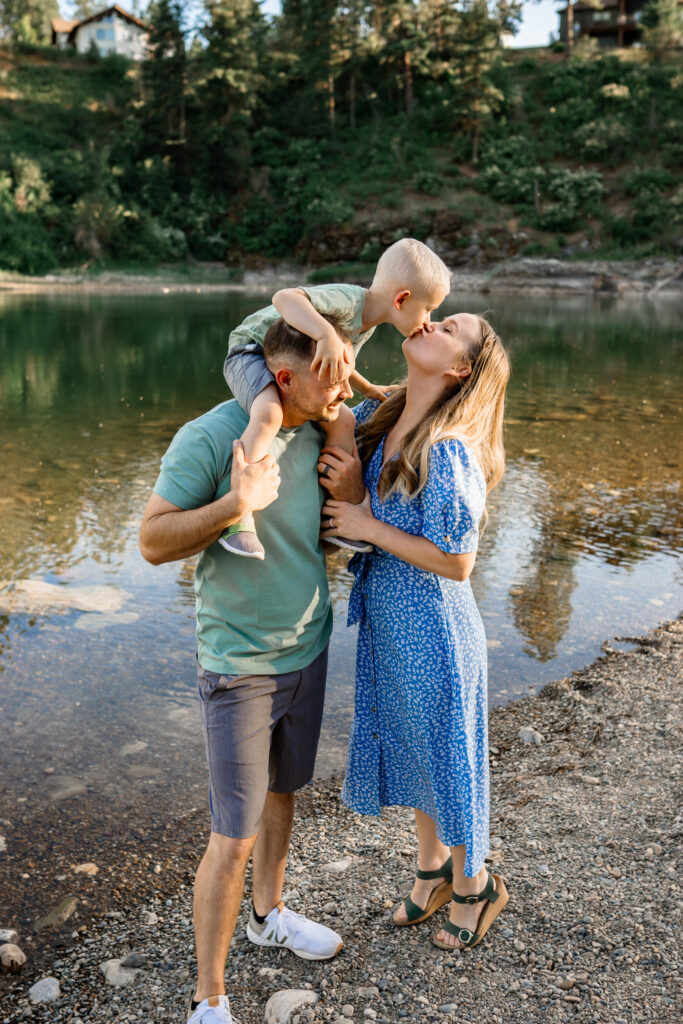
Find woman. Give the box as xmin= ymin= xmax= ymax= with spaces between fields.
xmin=322 ymin=312 xmax=510 ymax=950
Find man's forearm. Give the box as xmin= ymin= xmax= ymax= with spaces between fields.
xmin=140 ymin=492 xmax=246 ymax=565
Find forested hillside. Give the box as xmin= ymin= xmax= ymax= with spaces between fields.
xmin=1 ymin=0 xmax=682 ymax=275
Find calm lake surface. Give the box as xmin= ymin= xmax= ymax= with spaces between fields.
xmin=0 ymin=290 xmax=681 ymax=830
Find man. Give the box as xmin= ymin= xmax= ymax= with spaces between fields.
xmin=139 ymin=317 xmax=360 ymax=1024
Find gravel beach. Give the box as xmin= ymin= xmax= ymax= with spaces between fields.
xmin=2 ymin=615 xmax=681 ymax=1024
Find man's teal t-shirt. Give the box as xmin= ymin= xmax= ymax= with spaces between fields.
xmin=153 ymin=400 xmax=332 ymax=676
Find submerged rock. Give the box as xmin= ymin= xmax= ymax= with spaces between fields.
xmin=36 ymin=896 xmax=78 ymax=931
xmin=0 ymin=579 xmax=131 ymax=615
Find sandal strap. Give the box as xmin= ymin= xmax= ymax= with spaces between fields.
xmin=452 ymin=871 xmax=498 ymax=905
xmin=440 ymin=919 xmax=479 ymax=947
xmin=402 ymin=895 xmax=429 ymax=922
xmin=416 ymin=855 xmax=453 ymax=882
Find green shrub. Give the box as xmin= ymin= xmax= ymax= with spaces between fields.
xmin=0 ymin=213 xmax=58 ymax=275
xmin=573 ymin=117 xmax=632 ymax=162
xmin=623 ymin=167 xmax=676 ymax=195
xmin=412 ymin=170 xmax=444 ymax=196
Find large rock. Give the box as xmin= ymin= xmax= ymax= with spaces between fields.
xmin=265 ymin=989 xmax=319 ymax=1024
xmin=0 ymin=943 xmax=26 ymax=973
xmin=29 ymin=977 xmax=60 ymax=1003
xmin=100 ymin=958 xmax=141 ymax=987
xmin=0 ymin=929 xmax=19 ymax=944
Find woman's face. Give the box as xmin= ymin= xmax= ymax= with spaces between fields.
xmin=402 ymin=313 xmax=481 ymax=383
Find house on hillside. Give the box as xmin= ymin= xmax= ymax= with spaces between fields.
xmin=51 ymin=6 xmax=149 ymax=60
xmin=559 ymin=0 xmax=645 ymax=48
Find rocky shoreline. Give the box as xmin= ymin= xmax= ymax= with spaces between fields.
xmin=1 ymin=256 xmax=682 ymax=298
xmin=1 ymin=615 xmax=681 ymax=1024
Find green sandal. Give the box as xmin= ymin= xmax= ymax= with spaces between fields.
xmin=393 ymin=855 xmax=453 ymax=927
xmin=432 ymin=870 xmax=509 ymax=950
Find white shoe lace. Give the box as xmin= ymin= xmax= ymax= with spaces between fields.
xmin=272 ymin=905 xmax=307 ymax=943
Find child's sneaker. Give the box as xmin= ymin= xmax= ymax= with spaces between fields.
xmin=246 ymin=901 xmax=343 ymax=960
xmin=323 ymin=535 xmax=373 ymax=553
xmin=187 ymin=994 xmax=236 ymax=1024
xmin=219 ymin=520 xmax=265 ymax=560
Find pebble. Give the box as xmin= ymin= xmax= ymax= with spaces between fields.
xmin=560 ymin=975 xmax=576 ymax=990
xmin=0 ymin=928 xmax=19 ymax=943
xmin=363 ymin=1011 xmax=377 ymax=1020
xmin=72 ymin=862 xmax=99 ymax=876
xmin=141 ymin=909 xmax=158 ymax=926
xmin=264 ymin=989 xmax=319 ymax=1024
xmin=518 ymin=726 xmax=544 ymax=745
xmin=341 ymin=1005 xmax=354 ymax=1017
xmin=439 ymin=1004 xmax=458 ymax=1013
xmin=120 ymin=952 xmax=147 ymax=968
xmin=323 ymin=858 xmax=353 ymax=874
xmin=29 ymin=977 xmax=61 ymax=1003
xmin=100 ymin=958 xmax=141 ymax=987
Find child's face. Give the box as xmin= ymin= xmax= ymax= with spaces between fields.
xmin=393 ymin=286 xmax=449 ymax=338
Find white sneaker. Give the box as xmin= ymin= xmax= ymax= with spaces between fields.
xmin=246 ymin=901 xmax=343 ymax=960
xmin=187 ymin=994 xmax=237 ymax=1024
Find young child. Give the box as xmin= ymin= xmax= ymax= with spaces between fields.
xmin=221 ymin=237 xmax=451 ymax=558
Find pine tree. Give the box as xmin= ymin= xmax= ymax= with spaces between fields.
xmin=451 ymin=0 xmax=504 ymax=162
xmin=0 ymin=0 xmax=58 ymax=43
xmin=641 ymin=0 xmax=683 ymax=56
xmin=143 ymin=0 xmax=187 ymax=145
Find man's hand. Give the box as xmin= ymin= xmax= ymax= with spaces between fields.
xmin=311 ymin=329 xmax=352 ymax=381
xmin=231 ymin=441 xmax=280 ymax=516
xmin=318 ymin=444 xmax=366 ymax=504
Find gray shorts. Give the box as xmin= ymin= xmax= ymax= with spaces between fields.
xmin=223 ymin=342 xmax=276 ymax=414
xmin=196 ymin=645 xmax=328 ymax=838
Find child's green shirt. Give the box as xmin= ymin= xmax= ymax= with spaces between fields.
xmin=227 ymin=283 xmax=376 ymax=356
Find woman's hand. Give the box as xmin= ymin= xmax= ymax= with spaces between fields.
xmin=318 ymin=444 xmax=365 ymax=503
xmin=322 ymin=492 xmax=376 ymax=543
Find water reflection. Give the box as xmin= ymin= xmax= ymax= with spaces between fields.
xmin=0 ymin=291 xmax=681 ymax=801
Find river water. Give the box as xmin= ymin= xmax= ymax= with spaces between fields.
xmin=0 ymin=290 xmax=681 ymax=830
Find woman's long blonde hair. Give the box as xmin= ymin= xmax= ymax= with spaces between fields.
xmin=357 ymin=316 xmax=510 ymax=504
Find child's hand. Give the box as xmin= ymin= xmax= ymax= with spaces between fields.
xmin=363 ymin=383 xmax=401 ymax=403
xmin=311 ymin=330 xmax=351 ymax=381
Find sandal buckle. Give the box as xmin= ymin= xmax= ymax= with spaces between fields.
xmin=459 ymin=928 xmax=474 ymax=943
xmin=465 ymin=895 xmax=478 ymax=904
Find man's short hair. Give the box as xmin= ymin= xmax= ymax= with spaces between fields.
xmin=263 ymin=314 xmax=350 ymax=368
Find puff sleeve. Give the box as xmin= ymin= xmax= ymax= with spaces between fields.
xmin=421 ymin=439 xmax=486 ymax=554
xmin=352 ymin=398 xmax=381 ymax=428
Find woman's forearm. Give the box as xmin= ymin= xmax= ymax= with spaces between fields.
xmin=366 ymin=519 xmax=476 ymax=582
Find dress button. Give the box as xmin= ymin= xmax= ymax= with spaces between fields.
xmin=371 ymin=706 xmax=376 ymax=713
xmin=372 ymin=732 xmax=378 ymax=739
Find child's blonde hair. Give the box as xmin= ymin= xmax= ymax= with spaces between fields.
xmin=373 ymin=238 xmax=451 ymax=298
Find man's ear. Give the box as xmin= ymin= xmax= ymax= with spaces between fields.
xmin=275 ymin=367 xmax=295 ymax=393
xmin=393 ymin=290 xmax=411 ymax=311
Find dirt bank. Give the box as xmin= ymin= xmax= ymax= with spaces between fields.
xmin=1 ymin=257 xmax=682 ymax=298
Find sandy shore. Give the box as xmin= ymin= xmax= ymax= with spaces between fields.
xmin=1 ymin=615 xmax=680 ymax=1023
xmin=1 ymin=257 xmax=682 ymax=298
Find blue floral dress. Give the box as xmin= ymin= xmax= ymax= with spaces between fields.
xmin=341 ymin=400 xmax=490 ymax=877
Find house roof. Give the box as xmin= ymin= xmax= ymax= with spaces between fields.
xmin=51 ymin=18 xmax=78 ymax=33
xmin=69 ymin=6 xmax=148 ymax=33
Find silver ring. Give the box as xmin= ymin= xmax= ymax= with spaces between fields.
xmin=321 ymin=465 xmax=331 ymax=478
